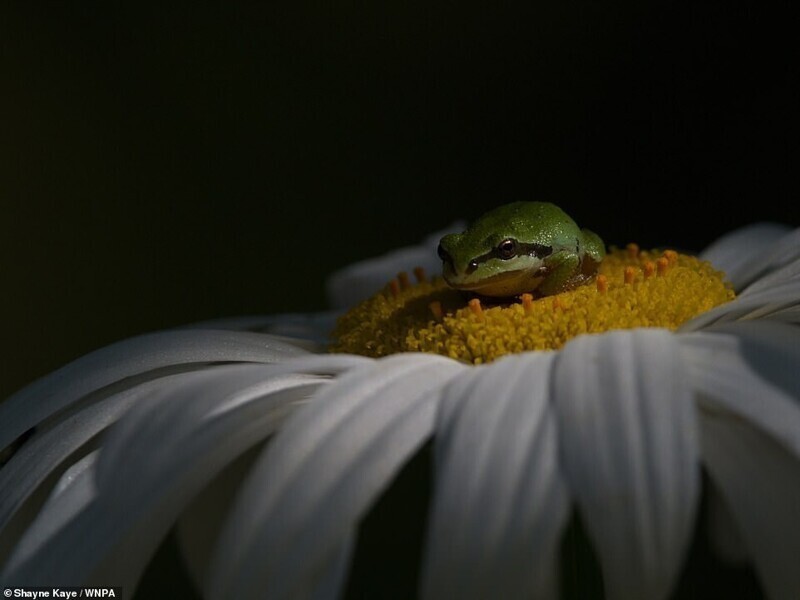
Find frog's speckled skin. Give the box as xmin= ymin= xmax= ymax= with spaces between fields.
xmin=438 ymin=201 xmax=605 ymax=298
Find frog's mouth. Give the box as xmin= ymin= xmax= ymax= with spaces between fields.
xmin=444 ymin=267 xmax=547 ymax=298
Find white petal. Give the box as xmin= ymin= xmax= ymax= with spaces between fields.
xmin=681 ymin=321 xmax=800 ymax=594
xmin=179 ymin=451 xmax=357 ymax=600
xmin=762 ymin=305 xmax=800 ymax=323
xmin=0 ymin=329 xmax=310 ymax=452
xmin=733 ymin=227 xmax=800 ymax=291
xmin=553 ymin=329 xmax=700 ymax=600
xmin=680 ymin=276 xmax=800 ymax=331
xmin=678 ymin=321 xmax=800 ymax=457
xmin=177 ymin=356 xmax=374 ymax=594
xmin=325 ymin=222 xmax=465 ymax=309
xmin=699 ymin=408 xmax=800 ymax=600
xmin=208 ymin=353 xmax=465 ymax=600
xmin=175 ymin=445 xmax=261 ymax=593
xmin=259 ymin=312 xmax=340 ymax=346
xmin=1 ymin=363 xmax=327 ymax=589
xmin=6 ymin=451 xmax=99 ymax=570
xmin=310 ymin=532 xmax=356 ymax=600
xmin=700 ymin=222 xmax=792 ymax=288
xmin=421 ymin=352 xmax=569 ymax=600
xmin=740 ymin=254 xmax=800 ymax=296
xmin=0 ymin=369 xmax=221 ymax=546
xmin=179 ymin=311 xmax=340 ymax=346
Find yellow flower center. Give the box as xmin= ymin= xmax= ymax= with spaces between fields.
xmin=330 ymin=246 xmax=735 ymax=364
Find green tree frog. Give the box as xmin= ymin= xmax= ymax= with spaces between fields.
xmin=438 ymin=201 xmax=605 ymax=298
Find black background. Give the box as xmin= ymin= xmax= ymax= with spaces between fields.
xmin=1 ymin=2 xmax=797 ymax=400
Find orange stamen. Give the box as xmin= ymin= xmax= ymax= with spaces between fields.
xmin=429 ymin=301 xmax=443 ymax=321
xmin=521 ymin=293 xmax=534 ymax=313
xmin=388 ymin=279 xmax=400 ymax=297
xmin=596 ymin=274 xmax=608 ymax=293
xmin=643 ymin=261 xmax=655 ymax=279
xmin=663 ymin=250 xmax=678 ymax=265
xmin=624 ymin=266 xmax=636 ymax=285
xmin=468 ymin=298 xmax=484 ymax=319
xmin=657 ymin=257 xmax=669 ymax=276
xmin=413 ymin=266 xmax=427 ymax=283
xmin=627 ymin=243 xmax=639 ymax=259
xmin=398 ymin=271 xmax=411 ymax=290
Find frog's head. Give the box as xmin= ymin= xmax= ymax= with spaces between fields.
xmin=437 ymin=202 xmax=557 ymax=297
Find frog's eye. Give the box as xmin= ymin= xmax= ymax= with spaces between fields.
xmin=497 ymin=239 xmax=518 ymax=260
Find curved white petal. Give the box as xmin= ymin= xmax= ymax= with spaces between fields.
xmin=678 ymin=321 xmax=800 ymax=457
xmin=179 ymin=452 xmax=357 ymax=600
xmin=5 ymin=451 xmax=99 ymax=570
xmin=0 ymin=330 xmax=310 ymax=452
xmin=679 ymin=275 xmax=800 ymax=331
xmin=678 ymin=320 xmax=800 ymax=598
xmin=326 ymin=222 xmax=465 ymax=309
xmin=1 ymin=362 xmax=332 ymax=590
xmin=553 ymin=329 xmax=700 ymax=600
xmin=208 ymin=353 xmax=465 ymax=600
xmin=679 ymin=322 xmax=800 ymax=584
xmin=699 ymin=409 xmax=800 ymax=600
xmin=700 ymin=222 xmax=792 ymax=288
xmin=732 ymin=226 xmax=800 ymax=290
xmin=258 ymin=312 xmax=340 ymax=345
xmin=310 ymin=532 xmax=357 ymax=600
xmin=421 ymin=352 xmax=569 ymax=600
xmin=173 ymin=357 xmax=368 ymax=593
xmin=175 ymin=446 xmax=262 ymax=593
xmin=740 ymin=254 xmax=800 ymax=297
xmin=179 ymin=311 xmax=339 ymax=346
xmin=0 ymin=368 xmax=226 ymax=546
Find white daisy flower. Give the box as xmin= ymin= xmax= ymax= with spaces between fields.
xmin=1 ymin=222 xmax=799 ymax=600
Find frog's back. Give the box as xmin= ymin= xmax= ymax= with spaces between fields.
xmin=469 ymin=201 xmax=578 ymax=243
xmin=501 ymin=201 xmax=573 ymax=222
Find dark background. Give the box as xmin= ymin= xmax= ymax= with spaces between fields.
xmin=1 ymin=2 xmax=796 ymax=400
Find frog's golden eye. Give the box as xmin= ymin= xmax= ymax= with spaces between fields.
xmin=497 ymin=239 xmax=518 ymax=260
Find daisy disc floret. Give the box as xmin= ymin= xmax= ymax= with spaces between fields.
xmin=331 ymin=246 xmax=735 ymax=363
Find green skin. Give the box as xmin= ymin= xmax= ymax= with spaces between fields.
xmin=438 ymin=201 xmax=605 ymax=298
